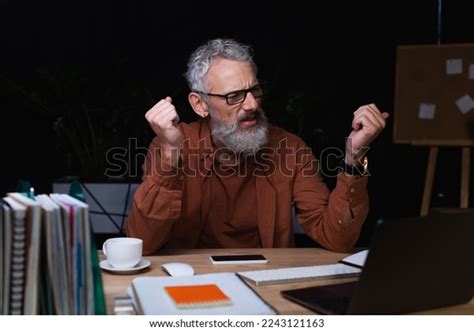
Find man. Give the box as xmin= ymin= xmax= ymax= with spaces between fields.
xmin=126 ymin=38 xmax=388 ymax=255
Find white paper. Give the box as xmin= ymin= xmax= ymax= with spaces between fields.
xmin=418 ymin=103 xmax=436 ymax=119
xmin=340 ymin=249 xmax=368 ymax=268
xmin=469 ymin=64 xmax=474 ymax=79
xmin=446 ymin=59 xmax=463 ymax=74
xmin=456 ymin=94 xmax=474 ymax=114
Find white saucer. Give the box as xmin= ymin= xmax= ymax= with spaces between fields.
xmin=100 ymin=259 xmax=151 ymax=274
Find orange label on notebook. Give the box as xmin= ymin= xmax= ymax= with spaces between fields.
xmin=164 ymin=284 xmax=232 ymax=308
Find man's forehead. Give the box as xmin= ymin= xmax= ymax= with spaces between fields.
xmin=206 ymin=59 xmax=256 ymax=91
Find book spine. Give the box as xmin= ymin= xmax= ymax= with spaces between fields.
xmin=10 ymin=215 xmax=26 ymax=315
xmin=23 ymin=206 xmax=41 ymax=315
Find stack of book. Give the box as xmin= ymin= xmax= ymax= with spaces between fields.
xmin=1 ymin=193 xmax=105 ymax=315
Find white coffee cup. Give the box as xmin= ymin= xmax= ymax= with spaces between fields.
xmin=102 ymin=237 xmax=143 ymax=269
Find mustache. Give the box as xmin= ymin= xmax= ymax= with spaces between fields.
xmin=237 ymin=109 xmax=263 ymax=123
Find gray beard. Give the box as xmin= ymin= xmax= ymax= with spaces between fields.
xmin=209 ymin=109 xmax=269 ymax=156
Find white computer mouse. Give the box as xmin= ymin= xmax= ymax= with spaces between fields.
xmin=161 ymin=262 xmax=195 ymax=277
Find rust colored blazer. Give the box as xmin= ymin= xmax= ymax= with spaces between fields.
xmin=126 ymin=118 xmax=369 ymax=255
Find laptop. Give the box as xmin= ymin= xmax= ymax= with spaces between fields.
xmin=281 ymin=213 xmax=474 ymax=314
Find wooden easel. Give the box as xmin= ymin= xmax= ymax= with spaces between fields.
xmin=420 ymin=145 xmax=471 ymax=216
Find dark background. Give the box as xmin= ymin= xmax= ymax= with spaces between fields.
xmin=1 ymin=0 xmax=473 ymax=246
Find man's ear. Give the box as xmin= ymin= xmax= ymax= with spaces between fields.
xmin=188 ymin=92 xmax=209 ymax=118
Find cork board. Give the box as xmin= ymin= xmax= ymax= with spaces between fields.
xmin=394 ymin=44 xmax=474 ymax=146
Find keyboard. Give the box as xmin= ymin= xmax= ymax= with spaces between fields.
xmin=237 ymin=263 xmax=361 ymax=286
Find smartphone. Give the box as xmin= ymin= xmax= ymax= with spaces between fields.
xmin=209 ymin=254 xmax=268 ymax=265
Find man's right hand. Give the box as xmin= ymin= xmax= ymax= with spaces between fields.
xmin=145 ymin=97 xmax=184 ymax=166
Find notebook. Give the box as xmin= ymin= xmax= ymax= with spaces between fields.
xmin=164 ymin=284 xmax=232 ymax=308
xmin=131 ymin=272 xmax=276 ymax=315
xmin=7 ymin=193 xmax=42 ymax=315
xmin=338 ymin=249 xmax=368 ymax=268
xmin=281 ymin=213 xmax=474 ymax=314
xmin=2 ymin=196 xmax=27 ymax=315
xmin=0 ymin=200 xmax=4 ymax=314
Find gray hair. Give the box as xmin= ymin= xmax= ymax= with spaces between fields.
xmin=185 ymin=38 xmax=257 ymax=93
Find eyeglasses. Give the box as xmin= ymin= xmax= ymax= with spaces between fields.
xmin=196 ymin=82 xmax=266 ymax=105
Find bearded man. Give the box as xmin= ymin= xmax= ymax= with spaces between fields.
xmin=126 ymin=38 xmax=388 ymax=255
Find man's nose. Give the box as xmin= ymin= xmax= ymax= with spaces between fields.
xmin=241 ymin=91 xmax=258 ymax=111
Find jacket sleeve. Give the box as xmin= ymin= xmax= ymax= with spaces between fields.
xmin=126 ymin=137 xmax=185 ymax=255
xmin=293 ymin=144 xmax=369 ymax=253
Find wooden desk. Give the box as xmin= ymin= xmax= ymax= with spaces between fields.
xmin=100 ymin=248 xmax=474 ymax=315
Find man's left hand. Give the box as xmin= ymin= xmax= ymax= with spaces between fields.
xmin=345 ymin=103 xmax=389 ymax=164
